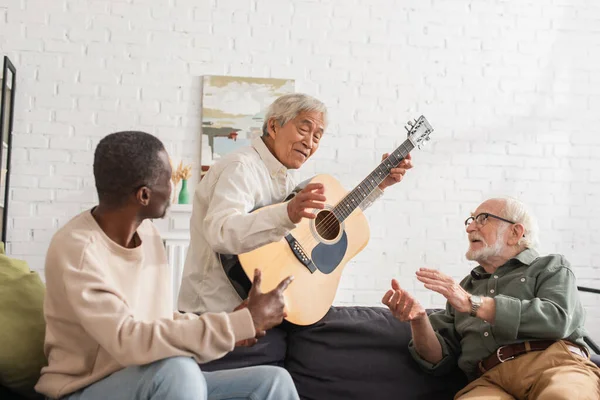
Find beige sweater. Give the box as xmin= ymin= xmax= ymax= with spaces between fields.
xmin=35 ymin=211 xmax=255 ymax=399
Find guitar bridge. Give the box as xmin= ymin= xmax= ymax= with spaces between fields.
xmin=285 ymin=234 xmax=317 ymax=273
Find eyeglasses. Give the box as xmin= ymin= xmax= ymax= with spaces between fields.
xmin=464 ymin=212 xmax=517 ymax=228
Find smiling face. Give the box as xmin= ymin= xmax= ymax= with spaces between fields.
xmin=465 ymin=199 xmax=510 ymax=263
xmin=265 ymin=111 xmax=325 ymax=169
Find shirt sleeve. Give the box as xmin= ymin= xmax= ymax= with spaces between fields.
xmin=492 ymin=263 xmax=583 ymax=341
xmin=409 ymin=305 xmax=462 ymax=376
xmin=61 ymin=247 xmax=256 ymax=367
xmin=202 ymin=161 xmax=297 ymax=255
xmin=358 ymin=187 xmax=384 ymax=211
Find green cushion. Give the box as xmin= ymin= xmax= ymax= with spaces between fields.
xmin=0 ymin=243 xmax=46 ymax=399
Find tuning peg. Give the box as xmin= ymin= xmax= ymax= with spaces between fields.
xmin=407 ymin=120 xmax=414 ymax=126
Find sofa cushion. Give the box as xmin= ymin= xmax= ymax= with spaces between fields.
xmin=0 ymin=383 xmax=28 ymax=400
xmin=285 ymin=306 xmax=467 ymax=400
xmin=201 ymin=326 xmax=287 ymax=372
xmin=0 ymin=244 xmax=46 ymax=399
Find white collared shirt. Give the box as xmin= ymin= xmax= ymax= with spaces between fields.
xmin=177 ymin=137 xmax=383 ymax=313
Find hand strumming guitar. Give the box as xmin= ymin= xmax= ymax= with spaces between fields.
xmin=287 ymin=182 xmax=326 ymax=223
xmin=246 ymin=269 xmax=294 ymax=333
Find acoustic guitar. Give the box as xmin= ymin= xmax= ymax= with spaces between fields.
xmin=220 ymin=116 xmax=434 ymax=325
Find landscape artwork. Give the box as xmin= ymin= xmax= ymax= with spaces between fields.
xmin=200 ymin=75 xmax=295 ymax=169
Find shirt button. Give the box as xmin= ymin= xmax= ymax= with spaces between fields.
xmin=490 ymin=289 xmax=495 ymax=294
xmin=484 ymin=332 xmax=489 ymax=337
xmin=494 ymin=275 xmax=498 ymax=279
xmin=521 ymin=278 xmax=526 ymax=282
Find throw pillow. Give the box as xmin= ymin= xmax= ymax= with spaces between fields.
xmin=0 ymin=243 xmax=46 ymax=399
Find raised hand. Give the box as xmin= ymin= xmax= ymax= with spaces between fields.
xmin=246 ymin=269 xmax=294 ymax=331
xmin=287 ymin=183 xmax=326 ymax=223
xmin=378 ymin=153 xmax=413 ymax=190
xmin=381 ymin=278 xmax=426 ymax=322
xmin=416 ymin=268 xmax=471 ymax=313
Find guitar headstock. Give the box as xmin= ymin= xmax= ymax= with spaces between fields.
xmin=405 ymin=115 xmax=433 ymax=149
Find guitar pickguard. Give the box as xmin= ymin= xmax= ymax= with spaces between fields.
xmin=226 ymin=115 xmax=433 ymax=325
xmin=311 ymin=230 xmax=348 ymax=274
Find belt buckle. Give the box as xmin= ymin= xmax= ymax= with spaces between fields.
xmin=497 ymin=346 xmax=515 ymax=363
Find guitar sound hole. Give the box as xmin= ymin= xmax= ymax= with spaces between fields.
xmin=315 ymin=210 xmax=340 ymax=241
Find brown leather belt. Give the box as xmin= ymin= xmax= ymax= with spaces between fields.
xmin=478 ymin=340 xmax=588 ymax=376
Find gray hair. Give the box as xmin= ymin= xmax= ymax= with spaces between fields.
xmin=499 ymin=197 xmax=539 ymax=249
xmin=262 ymin=93 xmax=328 ymax=137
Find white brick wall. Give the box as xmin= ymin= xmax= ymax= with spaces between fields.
xmin=1 ymin=0 xmax=599 ymax=339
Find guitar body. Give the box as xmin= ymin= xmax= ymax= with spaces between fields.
xmin=220 ymin=115 xmax=434 ymax=326
xmin=238 ymin=174 xmax=370 ymax=325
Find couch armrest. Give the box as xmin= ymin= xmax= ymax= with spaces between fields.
xmin=578 ymin=286 xmax=600 ymax=354
xmin=578 ymin=286 xmax=600 ymax=295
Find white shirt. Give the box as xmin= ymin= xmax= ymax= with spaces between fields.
xmin=177 ymin=137 xmax=383 ymax=313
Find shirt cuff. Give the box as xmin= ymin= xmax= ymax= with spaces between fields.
xmin=492 ymin=295 xmax=521 ymax=341
xmin=228 ymin=308 xmax=256 ymax=343
xmin=273 ymin=201 xmax=297 ymax=232
xmin=408 ymin=332 xmax=456 ymax=376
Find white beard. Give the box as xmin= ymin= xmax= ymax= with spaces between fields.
xmin=466 ymin=225 xmax=508 ymax=262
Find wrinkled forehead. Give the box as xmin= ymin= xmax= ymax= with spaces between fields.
xmin=471 ymin=199 xmax=504 ymax=216
xmin=292 ymin=111 xmax=325 ymax=132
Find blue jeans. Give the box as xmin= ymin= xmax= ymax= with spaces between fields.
xmin=62 ymin=357 xmax=299 ymax=400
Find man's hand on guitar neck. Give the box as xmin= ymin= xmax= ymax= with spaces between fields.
xmin=287 ymin=183 xmax=326 ymax=224
xmin=246 ymin=269 xmax=294 ymax=333
xmin=378 ymin=153 xmax=413 ymax=191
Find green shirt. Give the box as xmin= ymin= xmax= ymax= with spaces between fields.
xmin=409 ymin=248 xmax=588 ymax=381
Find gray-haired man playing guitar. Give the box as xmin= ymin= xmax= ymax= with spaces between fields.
xmin=178 ymin=93 xmax=413 ymax=317
xmin=383 ymin=197 xmax=600 ymax=399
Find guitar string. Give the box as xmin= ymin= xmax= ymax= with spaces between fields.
xmin=299 ymin=153 xmax=403 ymax=247
xmin=295 ymin=125 xmax=422 ymax=243
xmin=310 ymin=140 xmax=413 ymax=237
xmin=294 ymin=142 xmax=413 ymax=250
xmin=253 ymin=125 xmax=424 ymax=277
xmin=244 ymin=125 xmax=426 ymax=315
xmin=293 ymin=142 xmax=413 ymax=253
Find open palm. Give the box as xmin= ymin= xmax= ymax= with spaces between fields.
xmin=382 ymin=279 xmax=426 ymax=322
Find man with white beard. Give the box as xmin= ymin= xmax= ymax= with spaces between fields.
xmin=382 ymin=197 xmax=600 ymax=399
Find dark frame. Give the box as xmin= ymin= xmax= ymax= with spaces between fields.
xmin=0 ymin=56 xmax=16 ymax=245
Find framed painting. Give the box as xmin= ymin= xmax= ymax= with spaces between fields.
xmin=0 ymin=56 xmax=16 ymax=244
xmin=200 ymin=75 xmax=295 ymax=176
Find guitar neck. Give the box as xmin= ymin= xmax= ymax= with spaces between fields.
xmin=332 ymin=138 xmax=416 ymax=222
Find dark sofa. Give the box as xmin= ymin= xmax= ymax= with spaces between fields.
xmin=283 ymin=306 xmax=468 ymax=399
xmin=3 ymin=306 xmax=599 ymax=400
xmin=203 ymin=306 xmax=600 ymax=400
